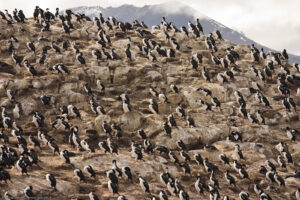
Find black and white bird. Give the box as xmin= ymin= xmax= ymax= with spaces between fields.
xmin=281 ymin=49 xmax=289 ymax=60
xmin=76 ymin=52 xmax=86 ymax=65
xmin=16 ymin=159 xmax=27 ymax=175
xmin=123 ymin=100 xmax=131 ymax=113
xmin=187 ymin=116 xmax=195 ymax=127
xmin=274 ymin=173 xmax=285 ymax=186
xmin=163 ymin=121 xmax=172 ymax=137
xmin=24 ymin=60 xmax=38 ymax=76
xmin=180 ymin=151 xmax=191 ymax=162
xmin=125 ymin=43 xmax=132 ymax=61
xmin=46 ymin=174 xmax=56 ymax=189
xmin=117 ymin=196 xmax=128 ymax=200
xmin=201 ymin=67 xmax=210 ymax=82
xmin=169 ymin=151 xmax=179 ymax=164
xmin=51 ymin=41 xmax=61 ymax=54
xmin=159 ymin=93 xmax=169 ymax=103
xmin=239 ymin=191 xmax=249 ymax=200
xmin=179 ymin=190 xmax=189 ymax=200
xmin=286 ymin=127 xmax=296 ymax=142
xmin=96 ymin=78 xmax=105 ymax=93
xmin=180 ymin=162 xmax=191 ymax=174
xmin=99 ymin=141 xmax=110 ymax=153
xmin=288 ymin=97 xmax=296 ymax=111
xmin=149 ymin=87 xmax=159 ymax=97
xmin=191 ymin=57 xmax=198 ymax=70
xmin=60 ymin=150 xmax=70 ymax=164
xmin=235 ymin=144 xmax=244 ymax=160
xmin=107 ymin=138 xmax=118 ymax=154
xmin=266 ymin=160 xmax=276 ymax=172
xmin=89 ymin=192 xmax=99 ymax=200
xmin=26 ymin=42 xmax=35 ymax=52
xmin=122 ymin=166 xmax=133 ymax=183
xmin=74 ymin=169 xmax=85 ymax=182
xmin=24 ymin=186 xmax=34 ymax=199
xmin=211 ymin=97 xmax=221 ymax=108
xmin=84 ymin=165 xmax=96 ymax=178
xmin=149 ymin=99 xmax=159 ymax=114
xmin=239 ymin=168 xmax=249 ymax=179
xmin=139 ymin=176 xmax=150 ymax=193
xmin=176 ymin=105 xmax=186 ymax=119
xmin=108 ymin=180 xmax=119 ymax=195
xmin=277 ymin=155 xmax=286 ymax=169
xmin=217 ymin=73 xmax=227 ymax=85
xmin=112 ymin=160 xmax=122 ymax=177
xmin=176 ymin=140 xmax=187 ymax=151
xmin=170 ymin=84 xmax=179 ymax=93
xmin=68 ymin=105 xmax=81 ymax=119
xmin=138 ymin=129 xmax=147 ymax=139
xmin=219 ymin=153 xmax=229 ymax=165
xmin=40 ymin=95 xmax=51 ymax=105
xmin=4 ymin=192 xmax=15 ymax=200
xmin=225 ymin=170 xmax=236 ymax=186
xmin=168 ymin=114 xmax=177 ymax=127
xmin=12 ymin=51 xmax=22 ymax=66
xmin=194 ymin=153 xmax=203 ymax=165
xmin=296 ymin=188 xmax=300 ymax=200
xmin=194 ymin=175 xmax=206 ymax=194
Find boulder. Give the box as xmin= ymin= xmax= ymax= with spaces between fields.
xmin=32 ymin=79 xmax=43 ymax=89
xmin=14 ymin=79 xmax=30 ymax=90
xmin=155 ymin=124 xmax=229 ymax=150
xmin=87 ymin=66 xmax=110 ymax=83
xmin=68 ymin=92 xmax=86 ymax=104
xmin=59 ymin=82 xmax=79 ymax=94
xmin=120 ymin=111 xmax=144 ymax=131
xmin=145 ymin=71 xmax=162 ymax=81
xmin=21 ymin=97 xmax=38 ymax=116
xmin=114 ymin=66 xmax=137 ymax=84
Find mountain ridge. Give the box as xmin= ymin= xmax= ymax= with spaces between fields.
xmin=67 ymin=3 xmax=300 ymax=63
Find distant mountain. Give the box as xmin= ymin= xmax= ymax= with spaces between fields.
xmin=69 ymin=2 xmax=300 ymax=63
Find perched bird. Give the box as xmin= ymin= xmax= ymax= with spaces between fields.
xmin=89 ymin=192 xmax=99 ymax=200
xmin=26 ymin=42 xmax=35 ymax=52
xmin=187 ymin=116 xmax=195 ymax=127
xmin=4 ymin=192 xmax=16 ymax=200
xmin=219 ymin=153 xmax=229 ymax=165
xmin=24 ymin=186 xmax=34 ymax=199
xmin=108 ymin=180 xmax=119 ymax=195
xmin=74 ymin=169 xmax=85 ymax=182
xmin=170 ymin=84 xmax=179 ymax=93
xmin=139 ymin=176 xmax=150 ymax=193
xmin=163 ymin=121 xmax=172 ymax=137
xmin=239 ymin=191 xmax=249 ymax=200
xmin=122 ymin=166 xmax=133 ymax=183
xmin=176 ymin=105 xmax=186 ymax=119
xmin=84 ymin=165 xmax=96 ymax=178
xmin=234 ymin=144 xmax=244 ymax=160
xmin=225 ymin=170 xmax=236 ymax=186
xmin=46 ymin=174 xmax=56 ymax=189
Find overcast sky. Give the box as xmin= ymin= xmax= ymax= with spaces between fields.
xmin=1 ymin=0 xmax=299 ymax=56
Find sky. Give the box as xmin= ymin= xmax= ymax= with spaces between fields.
xmin=1 ymin=0 xmax=299 ymax=56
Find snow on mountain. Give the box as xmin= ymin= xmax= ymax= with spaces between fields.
xmin=68 ymin=3 xmax=300 ymax=63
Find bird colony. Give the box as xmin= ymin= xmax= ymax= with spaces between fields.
xmin=0 ymin=6 xmax=300 ymax=200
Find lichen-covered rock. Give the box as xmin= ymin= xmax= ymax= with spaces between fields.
xmin=145 ymin=71 xmax=162 ymax=81
xmin=21 ymin=97 xmax=37 ymax=115
xmin=87 ymin=66 xmax=110 ymax=83
xmin=120 ymin=111 xmax=144 ymax=131
xmin=14 ymin=79 xmax=30 ymax=90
